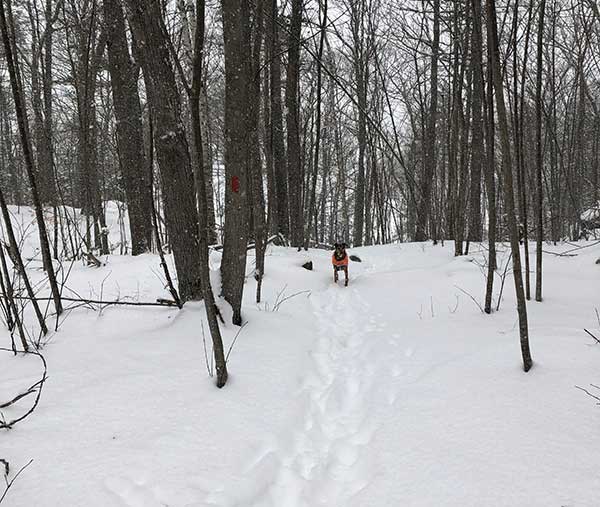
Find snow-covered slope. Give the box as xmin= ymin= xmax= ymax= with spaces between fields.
xmin=1 ymin=211 xmax=600 ymax=506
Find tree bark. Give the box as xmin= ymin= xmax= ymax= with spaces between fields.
xmin=104 ymin=0 xmax=153 ymax=255
xmin=191 ymin=0 xmax=228 ymax=387
xmin=415 ymin=0 xmax=440 ymax=241
xmin=268 ymin=0 xmax=289 ymax=238
xmin=220 ymin=0 xmax=251 ymax=324
xmin=286 ymin=0 xmax=304 ymax=248
xmin=0 ymin=0 xmax=62 ymax=317
xmin=469 ymin=0 xmax=484 ymax=242
xmin=124 ymin=0 xmax=203 ymax=301
xmin=487 ymin=0 xmax=532 ymax=372
xmin=534 ymin=0 xmax=546 ymax=302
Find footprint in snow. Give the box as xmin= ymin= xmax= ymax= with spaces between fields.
xmin=105 ymin=476 xmax=162 ymax=507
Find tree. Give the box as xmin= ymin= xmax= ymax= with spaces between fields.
xmin=104 ymin=0 xmax=153 ymax=255
xmin=468 ymin=0 xmax=484 ymax=243
xmin=535 ymin=0 xmax=546 ymax=302
xmin=124 ymin=0 xmax=203 ymax=301
xmin=487 ymin=0 xmax=532 ymax=372
xmin=286 ymin=0 xmax=304 ymax=248
xmin=0 ymin=0 xmax=62 ymax=317
xmin=190 ymin=0 xmax=228 ymax=387
xmin=266 ymin=0 xmax=289 ymax=238
xmin=415 ymin=0 xmax=440 ymax=242
xmin=220 ymin=0 xmax=251 ymax=324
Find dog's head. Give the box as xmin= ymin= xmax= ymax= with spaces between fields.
xmin=333 ymin=242 xmax=347 ymax=256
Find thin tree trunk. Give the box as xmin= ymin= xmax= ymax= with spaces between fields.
xmin=286 ymin=0 xmax=304 ymax=248
xmin=249 ymin=0 xmax=267 ymax=302
xmin=469 ymin=0 xmax=484 ymax=243
xmin=487 ymin=0 xmax=532 ymax=372
xmin=415 ymin=0 xmax=439 ymax=241
xmin=305 ymin=0 xmax=327 ymax=249
xmin=535 ymin=0 xmax=546 ymax=302
xmin=191 ymin=0 xmax=228 ymax=387
xmin=0 ymin=0 xmax=62 ymax=317
xmin=268 ymin=0 xmax=289 ymax=238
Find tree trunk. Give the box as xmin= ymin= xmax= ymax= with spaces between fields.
xmin=0 ymin=0 xmax=62 ymax=317
xmin=415 ymin=0 xmax=440 ymax=241
xmin=487 ymin=0 xmax=532 ymax=372
xmin=191 ymin=0 xmax=228 ymax=387
xmin=104 ymin=0 xmax=153 ymax=255
xmin=286 ymin=0 xmax=304 ymax=248
xmin=268 ymin=0 xmax=289 ymax=238
xmin=249 ymin=0 xmax=267 ymax=302
xmin=469 ymin=0 xmax=484 ymax=242
xmin=305 ymin=0 xmax=327 ymax=249
xmin=125 ymin=0 xmax=203 ymax=301
xmin=535 ymin=0 xmax=546 ymax=301
xmin=220 ymin=0 xmax=251 ymax=324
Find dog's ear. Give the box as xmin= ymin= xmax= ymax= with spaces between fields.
xmin=342 ymin=242 xmax=347 ymax=249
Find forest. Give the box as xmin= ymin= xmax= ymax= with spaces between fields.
xmin=0 ymin=0 xmax=600 ymax=505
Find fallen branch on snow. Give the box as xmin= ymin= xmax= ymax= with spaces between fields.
xmin=575 ymin=384 xmax=600 ymax=405
xmin=0 ymin=294 xmax=178 ymax=309
xmin=584 ymin=328 xmax=600 ymax=344
xmin=0 ymin=348 xmax=47 ymax=430
xmin=0 ymin=459 xmax=33 ymax=504
xmin=453 ymin=285 xmax=484 ymax=313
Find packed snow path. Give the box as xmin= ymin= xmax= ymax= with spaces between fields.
xmin=2 ymin=229 xmax=600 ymax=506
xmin=262 ymin=286 xmax=380 ymax=505
xmin=205 ymin=243 xmax=600 ymax=506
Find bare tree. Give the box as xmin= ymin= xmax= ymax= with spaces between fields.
xmin=124 ymin=0 xmax=203 ymax=302
xmin=286 ymin=0 xmax=304 ymax=248
xmin=0 ymin=0 xmax=62 ymax=317
xmin=104 ymin=0 xmax=153 ymax=255
xmin=415 ymin=0 xmax=440 ymax=242
xmin=220 ymin=0 xmax=251 ymax=324
xmin=487 ymin=0 xmax=532 ymax=372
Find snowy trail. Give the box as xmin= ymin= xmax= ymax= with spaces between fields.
xmin=4 ymin=238 xmax=600 ymax=507
xmin=204 ymin=271 xmax=388 ymax=507
xmin=260 ymin=284 xmax=379 ymax=506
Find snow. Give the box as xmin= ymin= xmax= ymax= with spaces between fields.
xmin=1 ymin=207 xmax=600 ymax=506
xmin=581 ymin=202 xmax=600 ymax=224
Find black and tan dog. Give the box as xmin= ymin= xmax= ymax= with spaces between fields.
xmin=332 ymin=242 xmax=349 ymax=286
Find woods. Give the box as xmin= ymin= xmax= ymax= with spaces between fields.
xmin=0 ymin=0 xmax=600 ymax=384
xmin=2 ymin=1 xmax=600 ymax=505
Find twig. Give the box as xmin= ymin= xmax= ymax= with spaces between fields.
xmin=560 ymin=239 xmax=600 ymax=255
xmin=541 ymin=249 xmax=577 ymax=257
xmin=575 ymin=385 xmax=600 ymax=404
xmin=454 ymin=285 xmax=484 ymax=313
xmin=584 ymin=328 xmax=600 ymax=344
xmin=0 ymin=295 xmax=177 ymax=308
xmin=226 ymin=322 xmax=248 ymax=363
xmin=0 ymin=459 xmax=33 ymax=504
xmin=273 ymin=290 xmax=311 ymax=312
xmin=201 ymin=321 xmax=213 ymax=377
xmin=0 ymin=348 xmax=47 ymax=430
xmin=496 ymin=252 xmax=513 ymax=312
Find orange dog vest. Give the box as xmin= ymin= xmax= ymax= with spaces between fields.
xmin=332 ymin=252 xmax=348 ymax=267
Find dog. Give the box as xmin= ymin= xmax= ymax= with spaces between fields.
xmin=332 ymin=242 xmax=349 ymax=286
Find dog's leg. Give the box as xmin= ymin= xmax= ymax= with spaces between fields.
xmin=333 ymin=267 xmax=338 ymax=283
xmin=344 ymin=266 xmax=349 ymax=287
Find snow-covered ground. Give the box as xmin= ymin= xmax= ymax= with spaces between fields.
xmin=1 ymin=207 xmax=600 ymax=506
